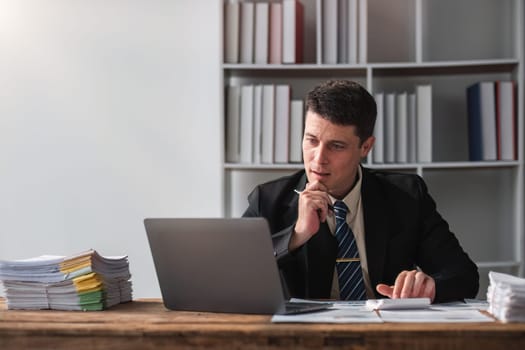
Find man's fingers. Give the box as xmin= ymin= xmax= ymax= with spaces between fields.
xmin=412 ymin=271 xmax=427 ymax=297
xmin=392 ymin=271 xmax=407 ymax=299
xmin=400 ymin=270 xmax=417 ymax=298
xmin=300 ymin=188 xmax=332 ymax=222
xmin=376 ymin=284 xmax=394 ymax=298
xmin=378 ymin=270 xmax=436 ymax=301
xmin=305 ymin=180 xmax=328 ymax=192
xmin=422 ymin=277 xmax=436 ymax=302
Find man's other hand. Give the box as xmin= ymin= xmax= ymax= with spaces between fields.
xmin=376 ymin=270 xmax=436 ymax=302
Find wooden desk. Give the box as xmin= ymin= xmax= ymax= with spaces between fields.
xmin=1 ymin=298 xmax=524 ymax=350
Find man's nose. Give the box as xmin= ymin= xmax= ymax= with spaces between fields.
xmin=313 ymin=145 xmax=328 ymax=164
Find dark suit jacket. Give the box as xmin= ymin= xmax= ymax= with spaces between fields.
xmin=242 ymin=167 xmax=479 ymax=303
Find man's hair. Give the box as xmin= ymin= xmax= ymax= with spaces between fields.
xmin=305 ymin=80 xmax=377 ymax=144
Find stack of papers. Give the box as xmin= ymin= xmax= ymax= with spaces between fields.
xmin=0 ymin=249 xmax=132 ymax=311
xmin=487 ymin=271 xmax=525 ymax=322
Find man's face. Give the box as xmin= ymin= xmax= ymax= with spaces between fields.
xmin=302 ymin=111 xmax=374 ymax=199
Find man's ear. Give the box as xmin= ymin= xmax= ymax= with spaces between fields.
xmin=360 ymin=136 xmax=375 ymax=157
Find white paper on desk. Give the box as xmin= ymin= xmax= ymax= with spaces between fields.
xmin=431 ymin=299 xmax=489 ymax=311
xmin=365 ymin=298 xmax=430 ymax=310
xmin=379 ymin=309 xmax=494 ymax=323
xmin=290 ymin=298 xmax=366 ymax=309
xmin=272 ymin=308 xmax=383 ymax=323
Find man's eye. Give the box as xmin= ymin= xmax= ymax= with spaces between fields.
xmin=305 ymin=138 xmax=318 ymax=145
xmin=332 ymin=144 xmax=345 ymax=150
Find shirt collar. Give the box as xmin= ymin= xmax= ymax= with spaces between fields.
xmin=329 ymin=166 xmax=362 ymax=219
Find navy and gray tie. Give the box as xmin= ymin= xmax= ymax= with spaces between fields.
xmin=333 ymin=200 xmax=366 ymax=300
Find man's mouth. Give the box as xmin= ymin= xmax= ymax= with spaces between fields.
xmin=311 ymin=169 xmax=330 ymax=177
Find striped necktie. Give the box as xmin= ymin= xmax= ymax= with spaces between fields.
xmin=333 ymin=200 xmax=366 ymax=300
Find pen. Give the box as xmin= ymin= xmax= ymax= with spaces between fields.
xmin=294 ymin=189 xmax=334 ymax=211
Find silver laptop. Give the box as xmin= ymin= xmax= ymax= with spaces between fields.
xmin=144 ymin=218 xmax=330 ymax=315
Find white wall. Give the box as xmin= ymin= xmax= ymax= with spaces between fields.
xmin=0 ymin=0 xmax=222 ymax=297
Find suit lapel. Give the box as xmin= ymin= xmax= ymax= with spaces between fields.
xmin=361 ymin=168 xmax=390 ymax=291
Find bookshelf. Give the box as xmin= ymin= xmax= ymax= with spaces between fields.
xmin=221 ymin=0 xmax=524 ymax=298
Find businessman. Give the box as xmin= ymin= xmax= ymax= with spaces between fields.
xmin=243 ymin=80 xmax=479 ymax=302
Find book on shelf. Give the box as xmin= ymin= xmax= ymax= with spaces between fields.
xmin=282 ymin=0 xmax=304 ymax=63
xmin=315 ymin=0 xmax=322 ymax=63
xmin=358 ymin=0 xmax=367 ymax=63
xmin=253 ymin=85 xmax=263 ymax=163
xmin=396 ymin=92 xmax=408 ymax=163
xmin=269 ymin=2 xmax=283 ymax=64
xmin=223 ymin=0 xmax=240 ymax=63
xmin=466 ymin=82 xmax=497 ymax=161
xmin=274 ymin=85 xmax=291 ymax=163
xmin=240 ymin=85 xmax=255 ymax=163
xmin=372 ymin=92 xmax=384 ymax=163
xmin=323 ymin=0 xmax=338 ymax=64
xmin=337 ymin=0 xmax=348 ymax=64
xmin=0 ymin=249 xmax=132 ymax=311
xmin=289 ymin=99 xmax=304 ymax=163
xmin=240 ymin=1 xmax=255 ymax=63
xmin=261 ymin=84 xmax=276 ymax=164
xmin=318 ymin=0 xmax=359 ymax=65
xmin=254 ymin=2 xmax=269 ymax=64
xmin=336 ymin=0 xmax=359 ymax=64
xmin=416 ymin=84 xmax=432 ymax=163
xmin=226 ymin=85 xmax=241 ymax=163
xmin=407 ymin=93 xmax=417 ymax=163
xmin=495 ymin=81 xmax=517 ymax=161
xmin=348 ymin=0 xmax=359 ymax=63
xmin=385 ymin=93 xmax=396 ymax=163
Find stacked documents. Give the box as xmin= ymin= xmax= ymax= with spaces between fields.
xmin=0 ymin=249 xmax=132 ymax=311
xmin=487 ymin=271 xmax=525 ymax=322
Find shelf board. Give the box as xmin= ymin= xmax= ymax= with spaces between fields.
xmin=225 ymin=161 xmax=520 ymax=171
xmin=222 ymin=58 xmax=519 ymax=75
xmin=224 ymin=163 xmax=304 ymax=171
xmin=370 ymin=161 xmax=520 ymax=169
xmin=372 ymin=59 xmax=518 ymax=76
xmin=222 ymin=63 xmax=368 ymax=70
xmin=370 ymin=58 xmax=518 ymax=69
xmin=476 ymin=261 xmax=521 ymax=269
